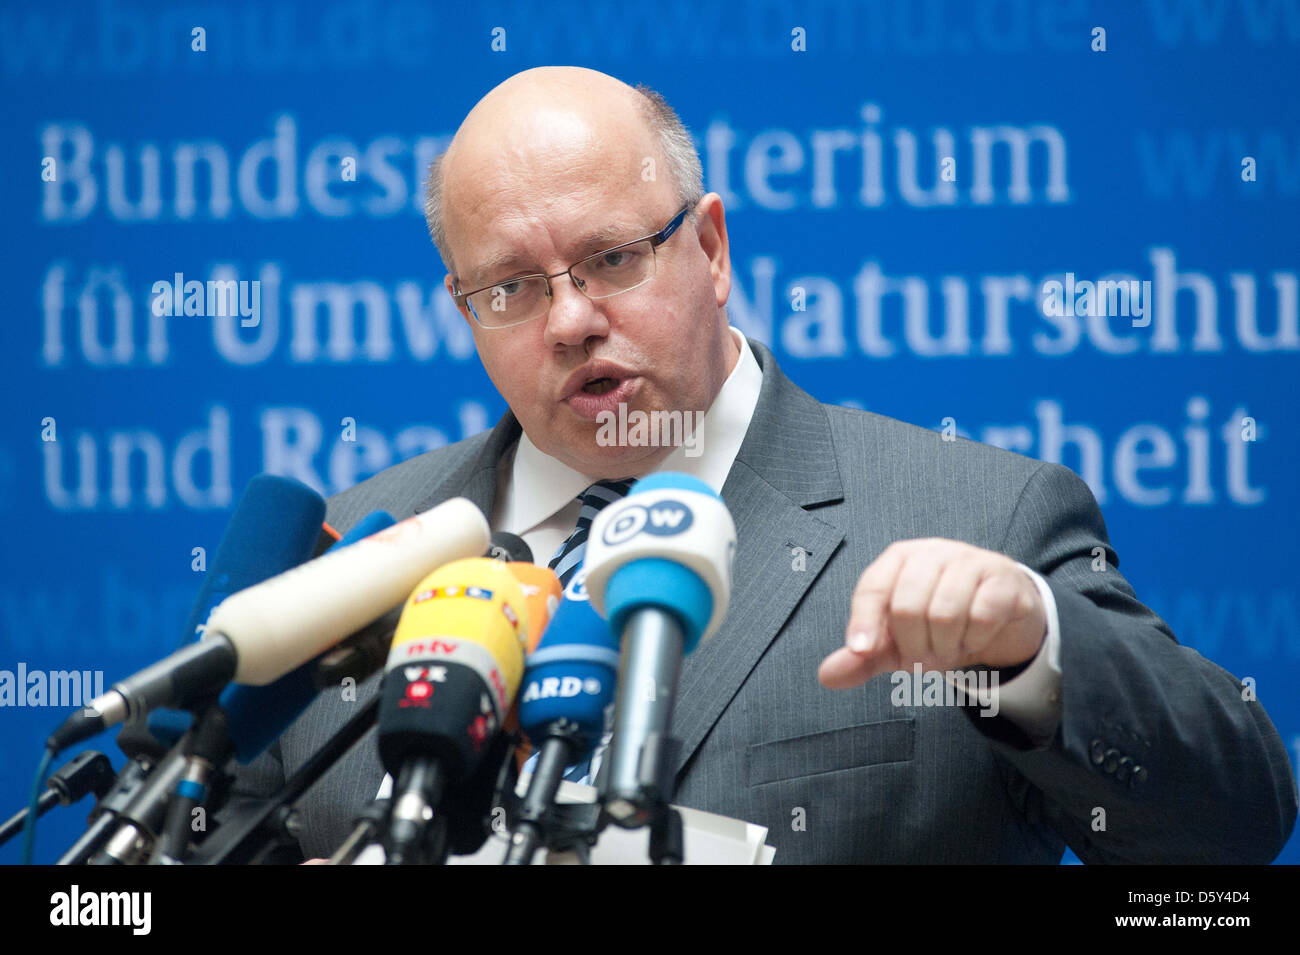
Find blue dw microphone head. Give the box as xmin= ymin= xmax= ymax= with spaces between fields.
xmin=518 ymin=577 xmax=621 ymax=751
xmin=588 ymin=471 xmax=735 ymax=656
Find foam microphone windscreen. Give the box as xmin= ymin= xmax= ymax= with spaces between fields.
xmin=378 ymin=557 xmax=529 ymax=781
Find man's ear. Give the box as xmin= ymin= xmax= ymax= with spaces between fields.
xmin=696 ymin=193 xmax=732 ymax=309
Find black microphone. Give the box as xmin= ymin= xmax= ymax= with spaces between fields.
xmin=376 ymin=557 xmax=530 ymax=864
xmin=88 ymin=740 xmax=190 ymax=865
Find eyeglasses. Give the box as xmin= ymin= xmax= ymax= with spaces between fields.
xmin=452 ymin=206 xmax=691 ymax=329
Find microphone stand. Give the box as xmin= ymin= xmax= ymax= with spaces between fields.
xmin=56 ymin=718 xmax=172 ymax=866
xmin=188 ymin=694 xmax=380 ymax=865
xmin=87 ymin=745 xmax=188 ymax=864
xmin=0 ymin=751 xmax=114 ymax=848
xmin=56 ymin=756 xmax=154 ymax=865
xmin=151 ymin=700 xmax=233 ymax=863
xmin=502 ymin=731 xmax=580 ymax=865
xmin=597 ymin=609 xmax=690 ymax=864
xmin=328 ymin=799 xmax=389 ymax=865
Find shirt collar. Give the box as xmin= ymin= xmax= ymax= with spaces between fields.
xmin=495 ymin=326 xmax=763 ymax=535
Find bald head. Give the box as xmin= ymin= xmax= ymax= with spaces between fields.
xmin=452 ymin=66 xmax=646 ymax=160
xmin=424 ymin=68 xmax=703 ymax=278
xmin=426 ymin=68 xmax=735 ymax=478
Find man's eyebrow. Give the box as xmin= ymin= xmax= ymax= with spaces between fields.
xmin=465 ymin=221 xmax=644 ymax=287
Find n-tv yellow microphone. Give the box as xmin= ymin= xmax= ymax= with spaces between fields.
xmin=377 ymin=557 xmax=530 ymax=864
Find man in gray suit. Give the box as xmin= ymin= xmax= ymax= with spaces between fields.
xmin=230 ymin=67 xmax=1296 ymax=863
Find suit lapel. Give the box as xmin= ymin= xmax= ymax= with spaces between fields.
xmin=411 ymin=413 xmax=521 ymax=519
xmin=671 ymin=341 xmax=845 ymax=776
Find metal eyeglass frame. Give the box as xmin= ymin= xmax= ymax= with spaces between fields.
xmin=451 ymin=205 xmax=692 ymax=328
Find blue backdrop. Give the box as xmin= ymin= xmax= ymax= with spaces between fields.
xmin=1 ymin=0 xmax=1296 ymax=864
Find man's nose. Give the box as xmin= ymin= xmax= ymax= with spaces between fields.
xmin=542 ymin=274 xmax=610 ymax=348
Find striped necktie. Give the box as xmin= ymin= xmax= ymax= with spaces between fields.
xmin=538 ymin=478 xmax=633 ymax=784
xmin=547 ymin=478 xmax=635 ymax=589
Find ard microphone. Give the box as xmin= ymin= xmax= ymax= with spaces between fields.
xmin=504 ymin=571 xmax=620 ymax=864
xmin=378 ymin=557 xmax=530 ymax=864
xmin=517 ymin=573 xmax=618 ymax=747
xmin=49 ymin=499 xmax=489 ymax=752
xmin=583 ymin=472 xmax=736 ymax=828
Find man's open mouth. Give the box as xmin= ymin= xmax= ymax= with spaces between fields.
xmin=581 ymin=377 xmax=619 ymax=395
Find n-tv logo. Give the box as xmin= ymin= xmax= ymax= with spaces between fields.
xmin=602 ymin=499 xmax=693 ymax=545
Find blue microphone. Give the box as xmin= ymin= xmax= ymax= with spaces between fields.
xmin=46 ymin=475 xmax=326 ymax=755
xmin=218 ymin=510 xmax=396 ymax=763
xmin=517 ymin=577 xmax=621 ymax=751
xmin=181 ymin=474 xmax=327 ymax=645
xmin=504 ymin=574 xmax=621 ymax=864
xmin=146 ymin=510 xmax=396 ymax=762
xmin=581 ymin=472 xmax=736 ymax=830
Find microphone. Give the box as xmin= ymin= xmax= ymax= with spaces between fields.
xmin=46 ymin=475 xmax=326 ymax=755
xmin=145 ymin=510 xmax=397 ymax=760
xmin=329 ymin=545 xmax=557 ymax=862
xmin=310 ymin=531 xmax=539 ymax=692
xmin=102 ymin=510 xmax=405 ymax=865
xmin=582 ymin=472 xmax=736 ymax=829
xmin=48 ymin=498 xmax=490 ymax=752
xmin=212 ymin=498 xmax=491 ymax=685
xmin=486 ymin=532 xmax=531 ymax=563
xmin=504 ymin=571 xmax=620 ymax=864
xmin=214 ymin=510 xmax=396 ymax=764
xmin=153 ymin=530 xmax=539 ymax=756
xmin=377 ymin=557 xmax=530 ymax=864
xmin=182 ymin=474 xmax=327 ymax=644
xmin=504 ymin=562 xmax=563 ymax=654
xmin=440 ymin=560 xmax=560 ymax=857
xmin=121 ymin=474 xmax=327 ymax=753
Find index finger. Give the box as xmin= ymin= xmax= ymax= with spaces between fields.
xmin=845 ymin=542 xmax=909 ymax=655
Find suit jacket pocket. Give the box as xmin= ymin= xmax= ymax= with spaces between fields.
xmin=746 ymin=718 xmax=915 ymax=786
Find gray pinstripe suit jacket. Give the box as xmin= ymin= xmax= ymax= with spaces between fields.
xmin=228 ymin=339 xmax=1297 ymax=863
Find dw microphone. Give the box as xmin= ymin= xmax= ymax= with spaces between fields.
xmin=582 ymin=472 xmax=736 ymax=829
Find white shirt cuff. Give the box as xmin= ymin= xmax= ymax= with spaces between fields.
xmin=946 ymin=563 xmax=1062 ymax=744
